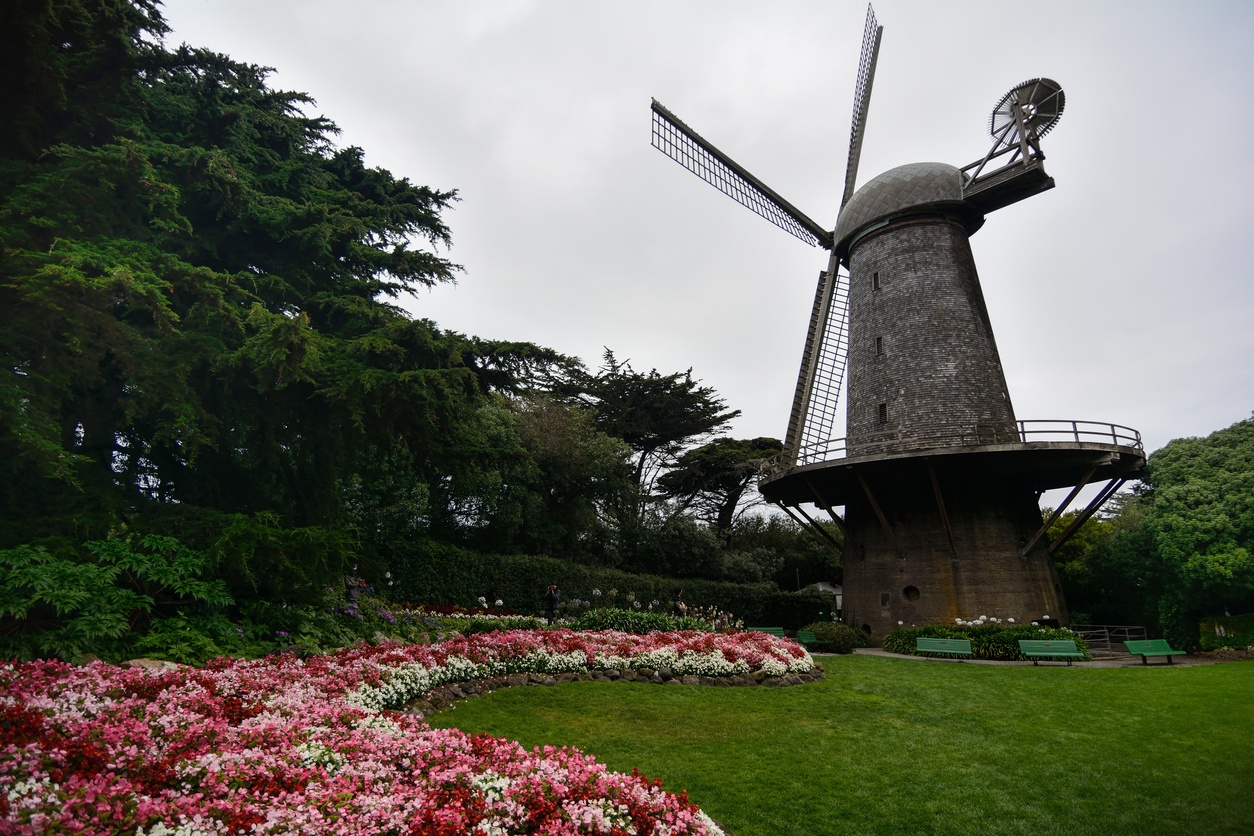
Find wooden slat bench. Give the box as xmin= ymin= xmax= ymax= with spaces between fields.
xmin=915 ymin=637 xmax=973 ymax=659
xmin=795 ymin=630 xmax=818 ymax=647
xmin=1018 ymin=639 xmax=1087 ymax=666
xmin=1123 ymin=639 xmax=1187 ymax=665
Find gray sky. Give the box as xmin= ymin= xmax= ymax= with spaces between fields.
xmin=161 ymin=0 xmax=1253 ymax=468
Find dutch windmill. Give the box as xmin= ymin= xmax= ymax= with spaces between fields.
xmin=650 ymin=5 xmax=1144 ymax=641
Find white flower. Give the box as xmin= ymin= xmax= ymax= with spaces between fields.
xmin=897 ymin=621 xmax=904 ymax=626
xmin=1007 ymin=618 xmax=1015 ymax=623
xmin=1043 ymin=614 xmax=1051 ymax=619
xmin=494 ymin=599 xmax=503 ymax=607
xmin=1031 ymin=621 xmax=1039 ymax=626
xmin=384 ymin=571 xmax=392 ymax=579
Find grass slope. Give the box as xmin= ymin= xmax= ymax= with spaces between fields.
xmin=429 ymin=655 xmax=1254 ymax=836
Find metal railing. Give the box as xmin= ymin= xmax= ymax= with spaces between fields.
xmin=764 ymin=419 xmax=1143 ymax=479
xmin=1070 ymin=624 xmax=1148 ymax=659
xmin=1015 ymin=420 xmax=1142 ymax=450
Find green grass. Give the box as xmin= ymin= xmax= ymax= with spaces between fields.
xmin=428 ymin=655 xmax=1254 ymax=835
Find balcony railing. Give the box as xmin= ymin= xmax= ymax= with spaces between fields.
xmin=763 ymin=419 xmax=1143 ymax=478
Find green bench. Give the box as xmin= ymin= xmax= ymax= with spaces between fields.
xmin=1018 ymin=639 xmax=1087 ymax=666
xmin=1123 ymin=639 xmax=1187 ymax=665
xmin=748 ymin=627 xmax=786 ymax=638
xmin=915 ymin=637 xmax=973 ymax=658
xmin=795 ymin=630 xmax=818 ymax=648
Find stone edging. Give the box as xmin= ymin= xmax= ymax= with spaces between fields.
xmin=400 ymin=665 xmax=826 ymax=718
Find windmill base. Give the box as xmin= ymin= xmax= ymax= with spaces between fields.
xmin=840 ymin=479 xmax=1066 ymax=644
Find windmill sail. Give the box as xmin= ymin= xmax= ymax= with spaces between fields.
xmin=650 ymin=100 xmax=831 ymax=248
xmin=840 ymin=4 xmax=882 ymax=209
xmin=785 ymin=264 xmax=851 ymax=465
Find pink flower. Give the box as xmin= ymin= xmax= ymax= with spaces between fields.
xmin=0 ymin=628 xmax=797 ymax=834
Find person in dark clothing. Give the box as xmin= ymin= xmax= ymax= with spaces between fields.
xmin=544 ymin=583 xmax=560 ymax=625
xmin=671 ymin=588 xmax=686 ymax=616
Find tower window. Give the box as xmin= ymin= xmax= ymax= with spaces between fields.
xmin=878 ymin=403 xmax=888 ymax=424
xmin=875 ymin=336 xmax=883 ymax=355
xmin=872 ymin=270 xmax=881 ymax=290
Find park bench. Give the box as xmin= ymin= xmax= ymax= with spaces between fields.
xmin=748 ymin=627 xmax=786 ymax=638
xmin=1123 ymin=639 xmax=1187 ymax=665
xmin=795 ymin=630 xmax=818 ymax=647
xmin=1017 ymin=639 xmax=1087 ymax=666
xmin=915 ymin=637 xmax=973 ymax=659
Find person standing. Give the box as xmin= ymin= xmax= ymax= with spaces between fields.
xmin=544 ymin=582 xmax=560 ymax=625
xmin=671 ymin=588 xmax=686 ymax=617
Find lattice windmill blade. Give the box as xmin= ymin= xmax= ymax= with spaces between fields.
xmin=840 ymin=4 xmax=883 ymax=209
xmin=650 ymin=100 xmax=832 ymax=248
xmin=786 ymin=262 xmax=852 ymax=465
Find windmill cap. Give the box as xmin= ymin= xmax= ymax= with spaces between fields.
xmin=834 ymin=161 xmax=976 ymax=256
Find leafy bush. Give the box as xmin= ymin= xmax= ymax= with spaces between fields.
xmin=802 ymin=621 xmax=869 ymax=654
xmin=1199 ymin=613 xmax=1254 ymax=650
xmin=572 ymin=608 xmax=709 ymax=634
xmin=0 ymin=536 xmax=232 ymax=662
xmin=883 ymin=624 xmax=1089 ymax=661
xmin=456 ymin=616 xmax=549 ymax=635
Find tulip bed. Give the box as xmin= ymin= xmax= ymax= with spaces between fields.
xmin=2 ymin=629 xmax=814 ymax=834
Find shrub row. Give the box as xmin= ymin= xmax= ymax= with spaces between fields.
xmin=800 ymin=621 xmax=870 ymax=654
xmin=380 ymin=539 xmax=833 ymax=630
xmin=882 ymin=624 xmax=1090 ymax=661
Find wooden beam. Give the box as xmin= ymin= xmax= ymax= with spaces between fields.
xmin=927 ymin=462 xmax=959 ymax=560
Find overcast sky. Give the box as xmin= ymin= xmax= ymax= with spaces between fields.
xmin=160 ymin=0 xmax=1253 ymax=469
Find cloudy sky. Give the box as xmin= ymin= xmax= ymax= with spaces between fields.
xmin=161 ymin=0 xmax=1252 ymax=469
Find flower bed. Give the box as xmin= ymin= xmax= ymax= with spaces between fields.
xmin=2 ymin=630 xmax=814 ymax=833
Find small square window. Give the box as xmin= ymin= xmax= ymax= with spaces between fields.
xmin=878 ymin=403 xmax=888 ymax=424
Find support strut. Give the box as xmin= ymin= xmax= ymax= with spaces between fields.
xmin=853 ymin=468 xmax=901 ymax=556
xmin=1020 ymin=465 xmax=1098 ymax=558
xmin=777 ymin=502 xmax=844 ymax=561
xmin=927 ymin=462 xmax=959 ymax=560
xmin=1048 ymin=478 xmax=1127 ymax=555
xmin=806 ymin=479 xmax=864 ymax=558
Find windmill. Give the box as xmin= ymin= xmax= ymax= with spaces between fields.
xmin=650 ymin=5 xmax=1144 ymax=641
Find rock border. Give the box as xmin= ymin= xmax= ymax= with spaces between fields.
xmin=400 ymin=665 xmax=826 ymax=718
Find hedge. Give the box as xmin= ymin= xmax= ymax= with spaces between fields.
xmin=377 ymin=538 xmax=833 ymax=630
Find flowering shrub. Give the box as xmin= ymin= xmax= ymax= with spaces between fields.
xmin=0 ymin=630 xmax=812 ymax=833
xmin=1199 ymin=613 xmax=1254 ymax=651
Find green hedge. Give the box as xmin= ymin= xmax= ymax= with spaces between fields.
xmin=882 ymin=624 xmax=1090 ymax=661
xmin=379 ymin=539 xmax=831 ymax=630
xmin=801 ymin=621 xmax=870 ymax=654
xmin=572 ymin=608 xmax=708 ymax=634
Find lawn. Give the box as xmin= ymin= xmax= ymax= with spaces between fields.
xmin=429 ymin=654 xmax=1254 ymax=836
